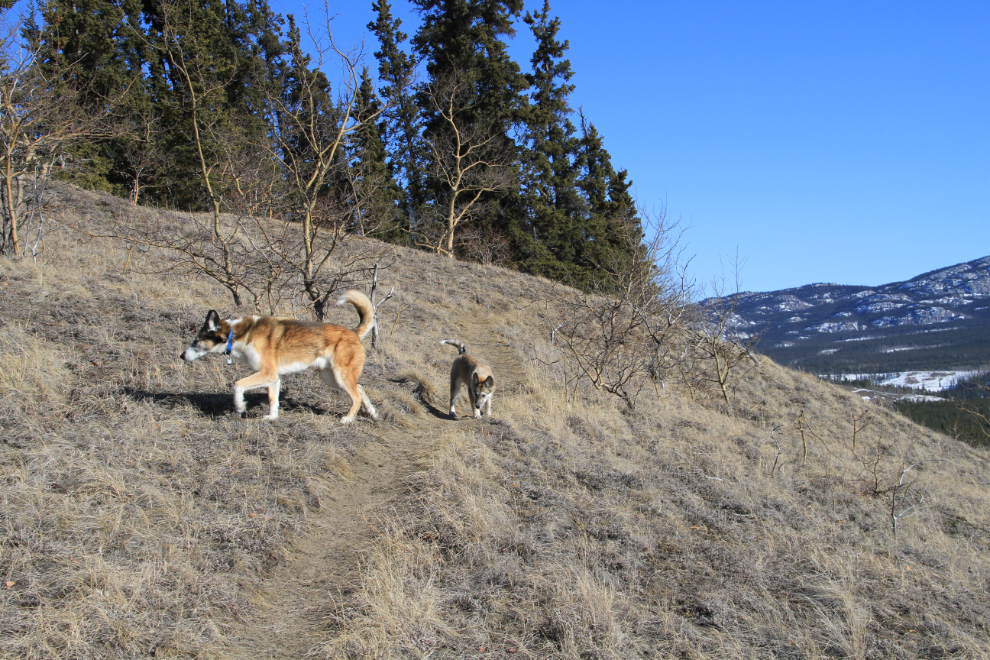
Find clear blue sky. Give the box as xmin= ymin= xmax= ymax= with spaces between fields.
xmin=272 ymin=0 xmax=988 ymax=293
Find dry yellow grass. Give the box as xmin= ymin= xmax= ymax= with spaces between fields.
xmin=2 ymin=184 xmax=990 ymax=659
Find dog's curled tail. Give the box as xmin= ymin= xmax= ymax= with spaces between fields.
xmin=440 ymin=339 xmax=467 ymax=355
xmin=337 ymin=290 xmax=375 ymax=340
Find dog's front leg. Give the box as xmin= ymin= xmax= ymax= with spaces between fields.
xmin=468 ymin=388 xmax=482 ymax=419
xmin=449 ymin=379 xmax=462 ymax=418
xmin=232 ymin=384 xmax=247 ymax=415
xmin=264 ymin=379 xmax=282 ymax=420
xmin=233 ymin=371 xmax=279 ymax=418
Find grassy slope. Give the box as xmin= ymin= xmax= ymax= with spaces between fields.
xmin=1 ymin=186 xmax=989 ymax=659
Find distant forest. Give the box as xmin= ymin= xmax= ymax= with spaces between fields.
xmin=893 ymin=372 xmax=990 ymax=446
xmin=1 ymin=0 xmax=645 ymax=288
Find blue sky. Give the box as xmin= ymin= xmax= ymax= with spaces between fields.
xmin=271 ymin=0 xmax=989 ymax=293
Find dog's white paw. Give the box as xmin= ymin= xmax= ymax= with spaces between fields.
xmin=339 ymin=416 xmax=355 ymax=424
xmin=262 ymin=414 xmax=278 ymax=421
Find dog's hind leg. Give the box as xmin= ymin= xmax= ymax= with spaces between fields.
xmin=357 ymin=385 xmax=378 ymax=421
xmin=320 ymin=367 xmax=363 ymax=424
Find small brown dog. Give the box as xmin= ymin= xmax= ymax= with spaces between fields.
xmin=440 ymin=339 xmax=495 ymax=418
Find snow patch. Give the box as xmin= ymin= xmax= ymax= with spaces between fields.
xmin=829 ymin=370 xmax=978 ymax=392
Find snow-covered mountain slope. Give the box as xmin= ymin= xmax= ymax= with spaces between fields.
xmin=718 ymin=255 xmax=990 ymax=375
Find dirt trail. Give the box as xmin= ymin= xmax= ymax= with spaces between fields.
xmin=222 ymin=426 xmax=429 ymax=660
xmin=222 ymin=313 xmax=523 ymax=659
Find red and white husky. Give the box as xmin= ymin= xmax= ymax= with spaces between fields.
xmin=182 ymin=291 xmax=378 ymax=423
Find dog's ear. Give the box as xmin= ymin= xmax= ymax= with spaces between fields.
xmin=484 ymin=375 xmax=494 ymax=387
xmin=205 ymin=310 xmax=222 ymax=333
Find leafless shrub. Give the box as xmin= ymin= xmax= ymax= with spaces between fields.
xmin=455 ymin=223 xmax=513 ymax=267
xmin=767 ymin=422 xmax=782 ymax=476
xmin=890 ymin=459 xmax=924 ymax=538
xmin=548 ymin=281 xmax=647 ymax=407
xmin=690 ymin=264 xmax=762 ymax=404
xmin=99 ymin=205 xmax=393 ymax=319
xmin=543 ymin=210 xmax=692 ymax=409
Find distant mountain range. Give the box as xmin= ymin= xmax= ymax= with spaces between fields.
xmin=722 ymin=255 xmax=990 ymax=376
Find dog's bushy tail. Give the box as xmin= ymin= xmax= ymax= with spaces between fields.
xmin=337 ymin=290 xmax=375 ymax=340
xmin=440 ymin=339 xmax=467 ymax=355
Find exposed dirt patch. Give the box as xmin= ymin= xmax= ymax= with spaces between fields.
xmin=223 ymin=431 xmax=420 ymax=659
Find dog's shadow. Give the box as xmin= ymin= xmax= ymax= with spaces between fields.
xmin=389 ymin=377 xmax=454 ymax=421
xmin=122 ymin=387 xmax=328 ymax=418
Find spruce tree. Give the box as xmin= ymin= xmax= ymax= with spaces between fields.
xmin=411 ymin=0 xmax=527 ymax=128
xmin=142 ymin=0 xmax=284 ymax=209
xmin=576 ymin=111 xmax=644 ymax=281
xmin=30 ymin=0 xmax=148 ymax=194
xmin=410 ymin=0 xmax=528 ymax=250
xmin=31 ymin=0 xmax=285 ymax=205
xmin=368 ymin=0 xmax=421 ymax=240
xmin=513 ymin=0 xmax=587 ymax=282
xmin=348 ymin=67 xmax=403 ymax=240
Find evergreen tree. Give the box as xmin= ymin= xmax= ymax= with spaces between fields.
xmin=29 ymin=0 xmax=148 ymax=193
xmin=368 ymin=0 xmax=421 ymax=238
xmin=348 ymin=67 xmax=403 ymax=239
xmin=576 ymin=111 xmax=644 ymax=281
xmin=30 ymin=0 xmax=285 ymax=205
xmin=512 ymin=0 xmax=587 ymax=282
xmin=411 ymin=0 xmax=527 ymax=128
xmin=410 ymin=0 xmax=528 ymax=248
xmin=141 ymin=0 xmax=284 ymax=209
xmin=577 ymin=112 xmax=637 ymax=231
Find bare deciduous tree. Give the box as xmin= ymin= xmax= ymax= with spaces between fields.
xmin=416 ymin=74 xmax=515 ymax=257
xmin=153 ymin=1 xmax=247 ymax=302
xmin=0 ymin=18 xmax=110 ymax=256
xmin=617 ymin=212 xmax=694 ymax=395
xmin=256 ymin=5 xmax=389 ymax=320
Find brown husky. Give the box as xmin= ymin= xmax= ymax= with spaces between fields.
xmin=440 ymin=339 xmax=495 ymax=419
xmin=181 ymin=290 xmax=378 ymax=423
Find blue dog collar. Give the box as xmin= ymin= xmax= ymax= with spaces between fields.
xmin=225 ymin=330 xmax=234 ymax=355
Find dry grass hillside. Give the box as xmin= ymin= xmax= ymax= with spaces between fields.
xmin=2 ymin=185 xmax=990 ymax=659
